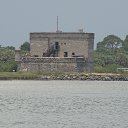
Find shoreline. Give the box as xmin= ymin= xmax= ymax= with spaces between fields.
xmin=0 ymin=73 xmax=128 ymax=81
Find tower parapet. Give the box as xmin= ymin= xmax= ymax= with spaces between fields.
xmin=15 ymin=49 xmax=21 ymax=62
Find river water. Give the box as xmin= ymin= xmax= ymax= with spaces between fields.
xmin=0 ymin=81 xmax=128 ymax=128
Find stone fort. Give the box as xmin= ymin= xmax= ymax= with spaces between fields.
xmin=15 ymin=30 xmax=94 ymax=72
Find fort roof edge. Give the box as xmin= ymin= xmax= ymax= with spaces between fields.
xmin=30 ymin=32 xmax=94 ymax=35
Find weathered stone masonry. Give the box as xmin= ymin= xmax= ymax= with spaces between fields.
xmin=16 ymin=31 xmax=94 ymax=72
xmin=19 ymin=57 xmax=86 ymax=72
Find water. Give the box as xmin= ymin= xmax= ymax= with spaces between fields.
xmin=0 ymin=81 xmax=128 ymax=128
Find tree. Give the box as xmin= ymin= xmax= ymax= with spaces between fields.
xmin=97 ymin=35 xmax=123 ymax=52
xmin=122 ymin=35 xmax=128 ymax=51
xmin=6 ymin=46 xmax=15 ymax=50
xmin=20 ymin=42 xmax=30 ymax=51
xmin=0 ymin=46 xmax=16 ymax=72
xmin=95 ymin=35 xmax=128 ymax=72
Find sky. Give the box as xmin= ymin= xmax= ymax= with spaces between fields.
xmin=0 ymin=0 xmax=128 ymax=48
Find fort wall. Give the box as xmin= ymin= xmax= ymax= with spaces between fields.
xmin=30 ymin=32 xmax=94 ymax=39
xmin=20 ymin=57 xmax=87 ymax=72
xmin=30 ymin=32 xmax=94 ymax=58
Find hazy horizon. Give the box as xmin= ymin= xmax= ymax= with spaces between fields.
xmin=0 ymin=0 xmax=128 ymax=48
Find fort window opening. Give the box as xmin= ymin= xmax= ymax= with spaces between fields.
xmin=72 ymin=52 xmax=75 ymax=56
xmin=55 ymin=42 xmax=59 ymax=50
xmin=33 ymin=55 xmax=39 ymax=57
xmin=64 ymin=52 xmax=68 ymax=57
xmin=43 ymin=53 xmax=45 ymax=57
xmin=55 ymin=42 xmax=58 ymax=45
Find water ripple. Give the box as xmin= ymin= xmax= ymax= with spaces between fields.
xmin=0 ymin=81 xmax=128 ymax=128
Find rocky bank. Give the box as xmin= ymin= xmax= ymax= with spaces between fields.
xmin=39 ymin=73 xmax=128 ymax=81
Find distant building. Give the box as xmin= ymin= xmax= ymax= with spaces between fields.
xmin=15 ymin=31 xmax=94 ymax=72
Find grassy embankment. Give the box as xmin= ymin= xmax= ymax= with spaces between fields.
xmin=0 ymin=71 xmax=69 ymax=80
xmin=0 ymin=72 xmax=38 ymax=80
